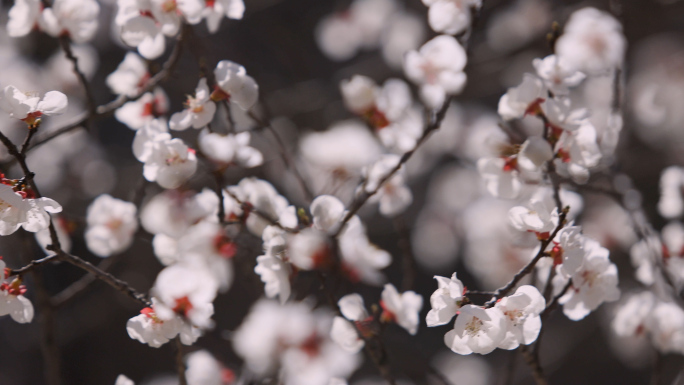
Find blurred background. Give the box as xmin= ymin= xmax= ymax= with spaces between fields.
xmin=0 ymin=0 xmax=684 ymax=384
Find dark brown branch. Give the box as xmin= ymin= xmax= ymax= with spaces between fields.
xmin=50 ymin=255 xmax=119 ymax=307
xmin=333 ymin=98 xmax=453 ymax=238
xmin=394 ymin=216 xmax=416 ymax=292
xmin=175 ymin=337 xmax=188 ymax=385
xmin=519 ymin=345 xmax=548 ymax=385
xmin=485 ymin=209 xmax=568 ymax=307
xmin=8 ymin=254 xmax=60 ymax=276
xmin=541 ymin=278 xmax=572 ymax=320
xmin=58 ymin=35 xmax=96 ymax=115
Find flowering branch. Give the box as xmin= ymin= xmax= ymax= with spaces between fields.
xmin=485 ymin=208 xmax=569 ymax=307
xmin=222 ymin=188 xmax=297 ymax=233
xmin=8 ymin=254 xmax=60 ymax=276
xmin=333 ymin=98 xmax=453 ymax=237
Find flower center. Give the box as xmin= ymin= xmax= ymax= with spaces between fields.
xmin=465 ymin=316 xmax=484 ymax=336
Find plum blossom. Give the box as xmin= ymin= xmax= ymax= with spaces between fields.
xmin=212 ymin=60 xmax=259 ymax=111
xmin=0 ymin=183 xmax=62 ymax=235
xmin=444 ymin=305 xmax=506 ymax=355
xmin=7 ymin=0 xmax=41 ymax=38
xmin=426 ymin=273 xmax=465 ymax=327
xmin=126 ymin=298 xmax=201 ymax=347
xmin=185 ymin=350 xmax=234 ymax=385
xmin=533 ymin=54 xmax=586 ymax=96
xmin=198 ymin=130 xmax=263 ymax=168
xmin=224 ymin=177 xmax=293 ymax=236
xmin=152 ymin=221 xmax=235 ymax=292
xmin=549 ymin=226 xmax=586 ymax=278
xmin=288 ymin=228 xmax=332 ymax=271
xmin=340 ymin=76 xmax=412 ymax=134
xmin=203 ymin=0 xmax=245 ymax=33
xmin=363 ymin=154 xmax=412 ymax=217
xmin=477 ymin=156 xmax=522 ymax=199
xmin=404 ymin=35 xmax=468 ymax=108
xmin=647 ymin=301 xmax=684 ymax=355
xmin=233 ymin=299 xmax=360 ymax=385
xmin=555 ymin=7 xmax=627 ymax=74
xmin=612 ymin=291 xmax=656 ymax=341
xmin=331 ymin=294 xmax=369 ymax=353
xmin=38 ymin=0 xmax=100 ymax=43
xmin=497 ymin=73 xmax=545 ymax=121
xmin=140 ymin=134 xmax=198 ymax=189
xmin=380 ymin=283 xmax=423 ymax=335
xmin=255 ymin=226 xmax=293 ymax=304
xmin=151 ymin=263 xmax=218 ymax=330
xmin=84 ymin=195 xmax=138 ymax=258
xmin=658 ymin=166 xmax=684 ymax=219
xmin=140 ymin=188 xmax=219 ymax=238
xmin=495 ymin=285 xmax=545 ymax=350
xmin=115 ymin=88 xmax=169 ymax=130
xmin=0 ymin=260 xmax=34 ymax=323
xmin=170 ymin=78 xmax=217 ymax=130
xmin=421 ymin=0 xmax=481 ymax=35
xmin=106 ymin=52 xmax=150 ymax=97
xmin=519 ymin=137 xmax=554 ymax=168
xmin=338 ymin=216 xmax=392 ymax=284
xmin=553 ymin=121 xmax=602 ymax=184
xmin=0 ymin=86 xmax=68 ymax=126
xmin=508 ymin=198 xmax=558 ymax=235
xmin=552 ymin=238 xmax=619 ymax=321
xmin=542 ymin=97 xmax=589 ymax=133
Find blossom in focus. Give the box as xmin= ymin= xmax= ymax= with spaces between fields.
xmin=495 ymin=285 xmax=545 ymax=350
xmin=444 ymin=305 xmax=506 ymax=355
xmin=126 ymin=298 xmax=201 ymax=347
xmin=404 ymin=35 xmax=468 ymax=109
xmin=0 ymin=85 xmax=68 ymax=126
xmin=140 ymin=134 xmax=198 ymax=189
xmin=170 ymin=78 xmax=217 ymax=131
xmin=39 ymin=0 xmax=100 ymax=43
xmin=0 ymin=183 xmax=62 ymax=235
xmin=0 ymin=259 xmax=34 ymax=323
xmin=533 ymin=54 xmax=586 ymax=96
xmin=552 ymin=238 xmax=619 ymax=321
xmin=426 ymin=273 xmax=465 ymax=327
xmin=497 ymin=73 xmax=545 ymax=121
xmin=380 ymin=283 xmax=423 ymax=335
xmin=508 ymin=198 xmax=558 ymax=235
xmin=85 ymin=194 xmax=138 ymax=258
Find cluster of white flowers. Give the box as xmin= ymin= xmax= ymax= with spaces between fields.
xmin=0 ymin=259 xmax=34 ymax=323
xmin=115 ymin=0 xmax=245 ymax=59
xmin=8 ymin=0 xmax=100 ymax=43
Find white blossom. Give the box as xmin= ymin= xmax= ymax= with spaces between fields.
xmin=0 ymin=183 xmax=62 ymax=235
xmin=198 ymin=130 xmax=263 ymax=168
xmin=363 ymin=154 xmax=412 ymax=217
xmin=213 ymin=60 xmax=258 ymax=111
xmin=555 ymin=7 xmax=626 ymax=74
xmin=404 ymin=35 xmax=467 ymax=109
xmin=552 ymin=238 xmax=619 ymax=321
xmin=0 ymin=85 xmax=68 ymax=124
xmin=422 ymin=0 xmax=481 ymax=35
xmin=115 ymin=88 xmax=169 ymax=130
xmin=170 ymin=78 xmax=217 ymax=131
xmin=532 ymin=55 xmax=586 ymax=96
xmin=658 ymin=166 xmax=684 ymax=219
xmin=495 ymin=285 xmax=545 ymax=350
xmin=84 ymin=194 xmax=138 ymax=258
xmin=39 ymin=0 xmax=100 ymax=43
xmin=497 ymin=73 xmax=545 ymax=121
xmin=426 ymin=273 xmax=465 ymax=327
xmin=140 ymin=188 xmax=219 ymax=238
xmin=380 ymin=283 xmax=423 ymax=335
xmin=7 ymin=0 xmax=41 ymax=38
xmin=106 ymin=52 xmax=150 ymax=97
xmin=508 ymin=198 xmax=558 ymax=234
xmin=0 ymin=260 xmax=34 ymax=323
xmin=141 ymin=134 xmax=198 ymax=189
xmin=203 ymin=0 xmax=245 ymax=33
xmin=444 ymin=305 xmax=506 ymax=355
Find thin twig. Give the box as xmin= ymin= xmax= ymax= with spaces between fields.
xmin=222 ymin=188 xmax=297 ymax=233
xmin=176 ymin=337 xmax=188 ymax=385
xmin=50 ymin=256 xmax=119 ymax=307
xmin=249 ymin=110 xmax=315 ymax=203
xmin=485 ymin=209 xmax=568 ymax=307
xmin=58 ymin=36 xmax=96 ymax=115
xmin=394 ymin=216 xmax=416 ymax=292
xmin=519 ymin=345 xmax=548 ymax=385
xmin=333 ymin=98 xmax=453 ymax=238
xmin=8 ymin=254 xmax=59 ymax=276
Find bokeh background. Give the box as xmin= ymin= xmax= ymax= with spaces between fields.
xmin=0 ymin=0 xmax=684 ymax=384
